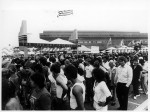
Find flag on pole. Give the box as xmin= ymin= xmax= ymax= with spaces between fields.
xmin=69 ymin=29 xmax=78 ymax=43
xmin=128 ymin=40 xmax=135 ymax=46
xmin=119 ymin=39 xmax=124 ymax=47
xmin=57 ymin=10 xmax=73 ymax=17
xmin=107 ymin=38 xmax=112 ymax=48
xmin=137 ymin=40 xmax=142 ymax=44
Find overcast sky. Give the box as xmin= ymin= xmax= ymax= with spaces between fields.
xmin=0 ymin=0 xmax=148 ymax=47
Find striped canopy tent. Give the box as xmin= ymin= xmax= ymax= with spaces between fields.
xmin=42 ymin=48 xmax=47 ymax=51
xmin=51 ymin=47 xmax=56 ymax=52
xmin=46 ymin=48 xmax=51 ymax=51
xmin=60 ymin=48 xmax=65 ymax=51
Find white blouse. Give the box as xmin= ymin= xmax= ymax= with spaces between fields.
xmin=93 ymin=81 xmax=111 ymax=110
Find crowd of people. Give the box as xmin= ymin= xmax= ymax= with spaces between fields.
xmin=2 ymin=51 xmax=148 ymax=110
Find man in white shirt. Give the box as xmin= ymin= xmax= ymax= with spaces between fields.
xmin=102 ymin=56 xmax=110 ymax=70
xmin=115 ymin=56 xmax=133 ymax=110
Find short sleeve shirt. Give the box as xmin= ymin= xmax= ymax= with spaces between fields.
xmin=85 ymin=65 xmax=94 ymax=78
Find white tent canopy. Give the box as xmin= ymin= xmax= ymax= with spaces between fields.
xmin=28 ymin=38 xmax=51 ymax=44
xmin=78 ymin=45 xmax=91 ymax=51
xmin=49 ymin=38 xmax=74 ymax=45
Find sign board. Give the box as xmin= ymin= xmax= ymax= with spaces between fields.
xmin=91 ymin=46 xmax=99 ymax=53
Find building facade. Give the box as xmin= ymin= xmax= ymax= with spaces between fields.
xmin=40 ymin=31 xmax=148 ymax=50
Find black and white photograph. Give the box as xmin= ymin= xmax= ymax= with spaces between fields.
xmin=1 ymin=0 xmax=148 ymax=110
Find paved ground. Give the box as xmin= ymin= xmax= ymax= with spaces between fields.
xmin=84 ymin=85 xmax=148 ymax=110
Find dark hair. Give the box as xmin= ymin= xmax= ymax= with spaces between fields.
xmin=50 ymin=62 xmax=61 ymax=74
xmin=85 ymin=58 xmax=91 ymax=63
xmin=49 ymin=57 xmax=56 ymax=63
xmin=64 ymin=64 xmax=77 ymax=79
xmin=133 ymin=55 xmax=139 ymax=61
xmin=30 ymin=72 xmax=45 ymax=89
xmin=97 ymin=56 xmax=102 ymax=65
xmin=139 ymin=59 xmax=145 ymax=66
xmin=72 ymin=60 xmax=79 ymax=68
xmin=46 ymin=62 xmax=51 ymax=67
xmin=39 ymin=57 xmax=47 ymax=66
xmin=93 ymin=60 xmax=100 ymax=68
xmin=78 ymin=67 xmax=84 ymax=76
xmin=78 ymin=58 xmax=83 ymax=63
xmin=103 ymin=56 xmax=109 ymax=61
xmin=117 ymin=56 xmax=127 ymax=63
xmin=92 ymin=68 xmax=105 ymax=82
xmin=34 ymin=63 xmax=43 ymax=73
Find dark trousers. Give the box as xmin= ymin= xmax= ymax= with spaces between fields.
xmin=85 ymin=77 xmax=94 ymax=101
xmin=116 ymin=82 xmax=130 ymax=110
xmin=132 ymin=80 xmax=140 ymax=96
